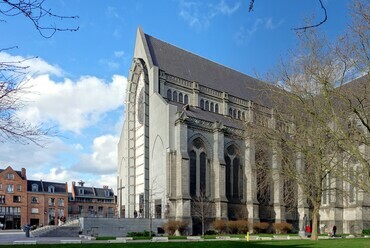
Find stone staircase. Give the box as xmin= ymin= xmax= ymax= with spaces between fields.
xmin=31 ymin=219 xmax=81 ymax=237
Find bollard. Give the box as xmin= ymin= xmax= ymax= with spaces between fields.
xmin=246 ymin=232 xmax=250 ymax=242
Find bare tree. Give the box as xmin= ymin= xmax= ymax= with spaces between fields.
xmin=0 ymin=0 xmax=78 ymax=145
xmin=191 ymin=191 xmax=213 ymax=236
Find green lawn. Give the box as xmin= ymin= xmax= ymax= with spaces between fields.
xmin=8 ymin=239 xmax=370 ymax=248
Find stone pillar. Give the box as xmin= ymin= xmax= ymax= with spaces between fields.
xmin=244 ymin=137 xmax=259 ymax=226
xmin=192 ymin=82 xmax=199 ymax=107
xmin=222 ymin=92 xmax=229 ymax=116
xmin=213 ymin=122 xmax=228 ymax=220
xmin=174 ymin=115 xmax=192 ymax=233
xmin=271 ymin=145 xmax=286 ymax=222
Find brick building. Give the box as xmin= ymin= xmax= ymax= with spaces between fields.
xmin=0 ymin=166 xmax=27 ymax=229
xmin=27 ymin=180 xmax=68 ymax=227
xmin=68 ymin=181 xmax=116 ymax=218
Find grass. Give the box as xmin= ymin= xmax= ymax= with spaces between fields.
xmin=7 ymin=238 xmax=370 ymax=248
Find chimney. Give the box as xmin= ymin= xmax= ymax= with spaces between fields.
xmin=21 ymin=168 xmax=26 ymax=179
xmin=78 ymin=180 xmax=85 ymax=187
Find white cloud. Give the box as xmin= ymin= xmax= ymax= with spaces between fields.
xmin=99 ymin=58 xmax=121 ymax=70
xmin=32 ymin=166 xmax=74 ymax=182
xmin=114 ymin=51 xmax=125 ymax=58
xmin=18 ymin=74 xmax=127 ymax=133
xmin=179 ymin=0 xmax=241 ymax=30
xmin=74 ymin=134 xmax=119 ymax=174
xmin=0 ymin=52 xmax=63 ymax=77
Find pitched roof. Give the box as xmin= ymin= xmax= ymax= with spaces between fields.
xmin=27 ymin=180 xmax=67 ymax=194
xmin=144 ymin=33 xmax=273 ymax=106
xmin=73 ymin=185 xmax=114 ymax=199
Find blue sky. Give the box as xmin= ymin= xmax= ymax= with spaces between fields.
xmin=0 ymin=0 xmax=350 ymax=192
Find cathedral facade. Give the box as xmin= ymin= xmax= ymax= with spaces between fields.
xmin=117 ymin=28 xmax=370 ymax=235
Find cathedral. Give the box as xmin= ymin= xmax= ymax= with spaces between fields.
xmin=117 ymin=27 xmax=370 ymax=235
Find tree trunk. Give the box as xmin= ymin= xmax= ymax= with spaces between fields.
xmin=202 ymin=217 xmax=205 ymax=237
xmin=311 ymin=205 xmax=320 ymax=240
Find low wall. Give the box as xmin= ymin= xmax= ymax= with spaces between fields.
xmin=80 ymin=217 xmax=165 ymax=237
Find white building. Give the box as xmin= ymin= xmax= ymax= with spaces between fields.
xmin=117 ymin=28 xmax=370 ymax=235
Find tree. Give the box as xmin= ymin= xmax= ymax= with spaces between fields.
xmin=191 ymin=191 xmax=213 ymax=236
xmin=0 ymin=0 xmax=78 ymax=145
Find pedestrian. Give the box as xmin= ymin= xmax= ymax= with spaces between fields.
xmin=134 ymin=210 xmax=138 ymax=218
xmin=332 ymin=225 xmax=337 ymax=237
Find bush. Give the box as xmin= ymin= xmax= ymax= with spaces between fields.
xmin=127 ymin=231 xmax=153 ymax=237
xmin=273 ymin=222 xmax=293 ymax=234
xmin=162 ymin=220 xmax=188 ymax=236
xmin=227 ymin=220 xmax=249 ymax=234
xmin=362 ymin=229 xmax=370 ymax=235
xmin=205 ymin=230 xmax=217 ymax=235
xmin=213 ymin=220 xmax=226 ymax=234
xmin=253 ymin=222 xmax=269 ymax=234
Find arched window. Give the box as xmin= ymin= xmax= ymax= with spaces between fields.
xmin=200 ymin=99 xmax=204 ymax=109
xmin=32 ymin=184 xmax=38 ymax=192
xmin=242 ymin=112 xmax=245 ymax=121
xmin=238 ymin=110 xmax=241 ymax=120
xmin=210 ymin=102 xmax=214 ymax=112
xmin=173 ymin=91 xmax=177 ymax=102
xmin=225 ymin=145 xmax=242 ymax=200
xmin=167 ymin=89 xmax=172 ymax=100
xmin=189 ymin=138 xmax=208 ymax=197
xmin=179 ymin=93 xmax=183 ymax=103
xmin=184 ymin=95 xmax=189 ymax=104
xmin=229 ymin=108 xmax=233 ymax=116
xmin=233 ymin=109 xmax=237 ymax=119
xmin=48 ymin=185 xmax=55 ymax=193
xmin=205 ymin=101 xmax=209 ymax=111
xmin=215 ymin=104 xmax=219 ymax=113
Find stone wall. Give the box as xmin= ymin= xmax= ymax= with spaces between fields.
xmin=80 ymin=217 xmax=165 ymax=237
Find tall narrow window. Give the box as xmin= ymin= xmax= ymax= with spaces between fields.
xmin=225 ymin=157 xmax=231 ymax=198
xmin=167 ymin=89 xmax=172 ymax=100
xmin=242 ymin=112 xmax=245 ymax=121
xmin=225 ymin=145 xmax=242 ymax=200
xmin=184 ymin=95 xmax=189 ymax=105
xmin=173 ymin=91 xmax=177 ymax=102
xmin=200 ymin=152 xmax=207 ymax=193
xmin=205 ymin=101 xmax=209 ymax=111
xmin=200 ymin=99 xmax=204 ymax=109
xmin=179 ymin=93 xmax=183 ymax=103
xmin=210 ymin=102 xmax=214 ymax=112
xmin=238 ymin=110 xmax=241 ymax=120
xmin=189 ymin=151 xmax=197 ymax=197
xmin=229 ymin=108 xmax=233 ymax=116
xmin=215 ymin=104 xmax=219 ymax=113
xmin=233 ymin=109 xmax=237 ymax=119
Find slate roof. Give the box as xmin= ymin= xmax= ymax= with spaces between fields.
xmin=145 ymin=34 xmax=273 ymax=106
xmin=27 ymin=180 xmax=67 ymax=194
xmin=73 ymin=185 xmax=114 ymax=199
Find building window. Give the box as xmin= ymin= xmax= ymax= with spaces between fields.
xmin=179 ymin=93 xmax=183 ymax=103
xmin=49 ymin=198 xmax=55 ymax=206
xmin=173 ymin=91 xmax=177 ymax=102
xmin=0 ymin=195 xmax=5 ymax=204
xmin=238 ymin=110 xmax=241 ymax=119
xmin=200 ymin=99 xmax=204 ymax=109
xmin=88 ymin=206 xmax=94 ymax=215
xmin=79 ymin=188 xmax=84 ymax=195
xmin=31 ymin=196 xmax=39 ymax=203
xmin=17 ymin=185 xmax=21 ymax=192
xmin=58 ymin=198 xmax=64 ymax=206
xmin=31 ymin=208 xmax=39 ymax=214
xmin=48 ymin=186 xmax=55 ymax=193
xmin=205 ymin=101 xmax=209 ymax=111
xmin=5 ymin=173 xmax=14 ymax=180
xmin=229 ymin=108 xmax=232 ymax=116
xmin=98 ymin=206 xmax=103 ymax=214
xmin=215 ymin=104 xmax=219 ymax=113
xmin=210 ymin=102 xmax=214 ymax=112
xmin=104 ymin=190 xmax=110 ymax=197
xmin=0 ymin=183 xmax=2 ymax=190
xmin=189 ymin=138 xmax=208 ymax=197
xmin=108 ymin=207 xmax=114 ymax=216
xmin=184 ymin=95 xmax=189 ymax=105
xmin=349 ymin=169 xmax=356 ymax=203
xmin=32 ymin=184 xmax=38 ymax=192
xmin=58 ymin=208 xmax=64 ymax=216
xmin=233 ymin=109 xmax=237 ymax=119
xmin=167 ymin=89 xmax=172 ymax=100
xmin=6 ymin=184 xmax=14 ymax=193
xmin=13 ymin=196 xmax=21 ymax=203
xmin=78 ymin=205 xmax=83 ymax=214
xmin=242 ymin=112 xmax=245 ymax=121
xmin=225 ymin=145 xmax=243 ymax=200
